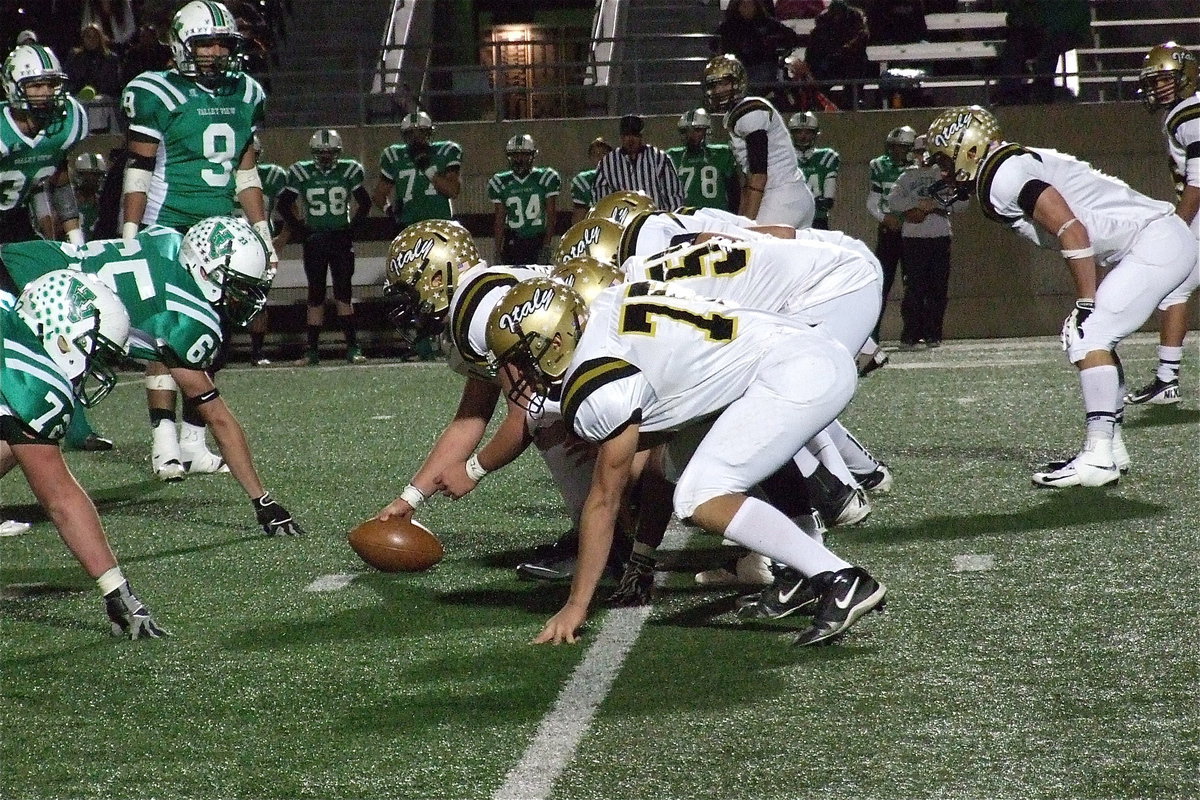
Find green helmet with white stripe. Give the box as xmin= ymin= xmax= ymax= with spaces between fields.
xmin=2 ymin=44 xmax=69 ymax=123
xmin=169 ymin=1 xmax=244 ymax=82
xmin=13 ymin=270 xmax=130 ymax=407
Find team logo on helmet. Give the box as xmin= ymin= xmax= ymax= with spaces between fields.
xmin=493 ymin=284 xmax=556 ymax=337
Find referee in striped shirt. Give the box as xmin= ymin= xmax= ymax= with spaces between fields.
xmin=592 ymin=114 xmax=685 ymax=211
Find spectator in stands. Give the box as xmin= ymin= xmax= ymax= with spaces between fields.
xmin=81 ymin=0 xmax=136 ymax=50
xmin=805 ymin=0 xmax=872 ymax=108
xmin=592 ymin=115 xmax=685 ymax=212
xmin=992 ymin=0 xmax=1090 ymax=105
xmin=571 ymin=137 xmax=613 ymax=224
xmin=886 ymin=134 xmax=969 ymax=348
xmin=775 ymin=0 xmax=828 ymax=20
xmin=864 ymin=0 xmax=928 ymax=46
xmin=712 ymin=0 xmax=804 ymax=96
xmin=778 ymin=50 xmax=840 ymax=112
xmin=121 ymin=24 xmax=171 ymax=79
xmin=66 ymin=24 xmax=122 ymax=99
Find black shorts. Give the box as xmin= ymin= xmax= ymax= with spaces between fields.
xmin=502 ymin=232 xmax=543 ymax=266
xmin=302 ymin=229 xmax=355 ymax=304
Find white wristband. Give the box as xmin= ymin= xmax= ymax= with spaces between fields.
xmin=252 ymin=219 xmax=278 ymax=261
xmin=1061 ymin=246 xmax=1094 ymax=259
xmin=122 ymin=221 xmax=140 ymax=241
xmin=400 ymin=483 xmax=427 ymax=508
xmin=66 ymin=227 xmax=86 ymax=247
xmin=424 ymin=165 xmax=438 ymax=180
xmin=465 ymin=454 xmax=490 ymax=482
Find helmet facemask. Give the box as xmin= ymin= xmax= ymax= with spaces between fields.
xmin=3 ymin=46 xmax=70 ymax=127
xmin=1138 ymin=43 xmax=1198 ymax=110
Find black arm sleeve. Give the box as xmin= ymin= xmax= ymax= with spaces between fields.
xmin=1017 ymin=179 xmax=1051 ymax=217
xmin=745 ymin=129 xmax=769 ymax=175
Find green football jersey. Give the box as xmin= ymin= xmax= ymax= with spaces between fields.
xmin=1 ymin=226 xmax=223 ymax=368
xmin=121 ymin=70 xmax=266 ymax=229
xmin=797 ymin=146 xmax=840 ymax=221
xmin=666 ymin=144 xmax=737 ymax=210
xmin=378 ymin=139 xmax=461 ymax=225
xmin=0 ymin=309 xmax=77 ymax=440
xmin=486 ymin=166 xmax=561 ymax=238
xmin=571 ymin=168 xmax=598 ymax=209
xmin=0 ymin=97 xmax=88 ymax=213
xmin=282 ymin=158 xmax=366 ymax=232
xmin=869 ymin=153 xmax=908 ymax=217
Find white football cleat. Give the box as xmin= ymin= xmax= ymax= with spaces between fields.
xmin=0 ymin=519 xmax=32 ymax=537
xmin=695 ymin=552 xmax=773 ymax=587
xmin=181 ymin=447 xmax=229 ymax=474
xmin=1111 ymin=428 xmax=1130 ymax=474
xmin=1032 ymin=440 xmax=1119 ymax=488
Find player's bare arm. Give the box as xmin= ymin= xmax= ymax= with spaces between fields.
xmin=534 ymin=422 xmax=639 ymax=645
xmin=170 ymin=366 xmax=266 ymax=499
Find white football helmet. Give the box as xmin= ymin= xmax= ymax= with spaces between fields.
xmin=506 ymin=134 xmax=537 ymax=176
xmin=180 ymin=216 xmax=271 ymax=326
xmin=788 ymin=111 xmax=820 ymax=153
xmin=169 ymin=0 xmax=243 ymax=82
xmin=14 ymin=270 xmax=130 ymax=407
xmin=73 ymin=152 xmax=108 ymax=175
xmin=677 ymin=108 xmax=711 ymax=132
xmin=2 ymin=44 xmax=69 ymax=122
xmin=485 ymin=277 xmax=588 ymax=413
xmin=400 ymin=111 xmax=434 ymax=145
xmin=310 ymin=128 xmax=342 ymax=169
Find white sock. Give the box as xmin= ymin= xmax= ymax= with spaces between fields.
xmin=1079 ymin=364 xmax=1119 ymax=439
xmin=807 ymin=430 xmax=856 ymax=485
xmin=179 ymin=422 xmax=208 ymax=451
xmin=1157 ymin=345 xmax=1183 ymax=382
xmin=724 ymin=497 xmax=849 ymax=577
xmin=824 ymin=420 xmax=878 ymax=474
xmin=792 ymin=447 xmax=819 ymax=477
xmin=151 ymin=420 xmax=179 ymax=450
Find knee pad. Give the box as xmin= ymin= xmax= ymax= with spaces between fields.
xmin=145 ymin=374 xmax=178 ymax=391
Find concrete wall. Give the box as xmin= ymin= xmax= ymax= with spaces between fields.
xmin=104 ymin=101 xmax=1200 ymax=341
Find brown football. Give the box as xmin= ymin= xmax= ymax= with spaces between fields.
xmin=348 ymin=517 xmax=444 ymax=572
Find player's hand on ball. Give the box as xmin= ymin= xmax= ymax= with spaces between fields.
xmin=254 ymin=492 xmax=304 ymax=536
xmin=376 ymin=497 xmax=416 ymax=522
xmin=533 ymin=603 xmax=588 ymax=645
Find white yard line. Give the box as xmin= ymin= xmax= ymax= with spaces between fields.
xmin=952 ymin=554 xmax=996 ymax=573
xmin=493 ymin=522 xmax=693 ymax=800
xmin=303 ymin=574 xmax=360 ymax=592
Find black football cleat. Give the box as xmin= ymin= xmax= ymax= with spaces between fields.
xmin=1124 ymin=377 xmax=1180 ymax=405
xmin=736 ymin=566 xmax=819 ymax=620
xmin=516 ymin=529 xmax=579 ymax=582
xmin=792 ymin=566 xmax=886 ymax=646
xmin=80 ymin=433 xmax=114 ymax=451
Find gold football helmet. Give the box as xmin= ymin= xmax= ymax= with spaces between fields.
xmin=703 ymin=54 xmax=747 ymax=113
xmin=552 ymin=217 xmax=625 ymax=267
xmin=485 ymin=277 xmax=588 ymax=412
xmin=551 ymin=257 xmax=624 ymax=307
xmin=590 ymin=189 xmax=655 ymax=227
xmin=926 ymin=106 xmax=1002 ymax=198
xmin=385 ymin=219 xmax=480 ymax=336
xmin=1139 ymin=42 xmax=1198 ymax=110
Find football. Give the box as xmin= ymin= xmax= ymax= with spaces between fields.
xmin=348 ymin=517 xmax=444 ymax=572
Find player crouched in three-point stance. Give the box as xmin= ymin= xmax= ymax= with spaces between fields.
xmin=487 ymin=278 xmax=887 ymax=647
xmin=1 ymin=273 xmax=166 ymax=638
xmin=925 ymin=106 xmax=1198 ymax=487
xmin=1 ymin=218 xmax=304 ymax=536
xmin=1126 ymin=42 xmax=1200 ymax=406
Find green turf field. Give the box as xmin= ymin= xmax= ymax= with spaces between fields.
xmin=2 ymin=334 xmax=1196 ymax=800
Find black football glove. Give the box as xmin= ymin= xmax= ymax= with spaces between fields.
xmin=410 ymin=144 xmax=432 ymax=171
xmin=254 ymin=492 xmax=304 ymax=536
xmin=104 ymin=580 xmax=169 ymax=640
xmin=606 ymin=550 xmax=656 ymax=607
xmin=1061 ymin=298 xmax=1095 ymax=352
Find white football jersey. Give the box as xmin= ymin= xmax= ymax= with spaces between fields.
xmin=445 ymin=263 xmax=549 ymax=382
xmin=1163 ymin=92 xmax=1200 ymax=237
xmin=722 ymin=96 xmax=805 ymax=193
xmin=561 ymin=282 xmax=830 ymax=440
xmin=622 ymin=237 xmax=877 ymax=316
xmin=792 ymin=227 xmax=883 ymax=283
xmin=978 ymin=143 xmax=1175 ymax=264
xmin=619 ymin=209 xmax=763 ymax=262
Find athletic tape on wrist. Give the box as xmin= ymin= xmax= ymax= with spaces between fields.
xmin=235 ymin=167 xmax=263 ymax=195
xmin=123 ymin=166 xmax=153 ymax=195
xmin=122 ymin=221 xmax=140 ymax=241
xmin=400 ymin=484 xmax=427 ymax=508
xmin=1061 ymin=246 xmax=1094 ymax=259
xmin=465 ymin=454 xmax=489 ymax=482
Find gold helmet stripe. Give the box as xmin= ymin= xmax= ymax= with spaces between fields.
xmin=975 ymin=143 xmax=1036 ymax=224
xmin=562 ymin=356 xmax=641 ymax=434
xmin=450 ymin=272 xmax=518 ymax=366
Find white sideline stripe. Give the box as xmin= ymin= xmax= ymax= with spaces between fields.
xmin=888 ymin=357 xmax=1049 ymax=370
xmin=952 ymin=554 xmax=995 ymax=572
xmin=495 ymin=521 xmax=693 ymax=800
xmin=304 ymin=573 xmax=359 ymax=592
